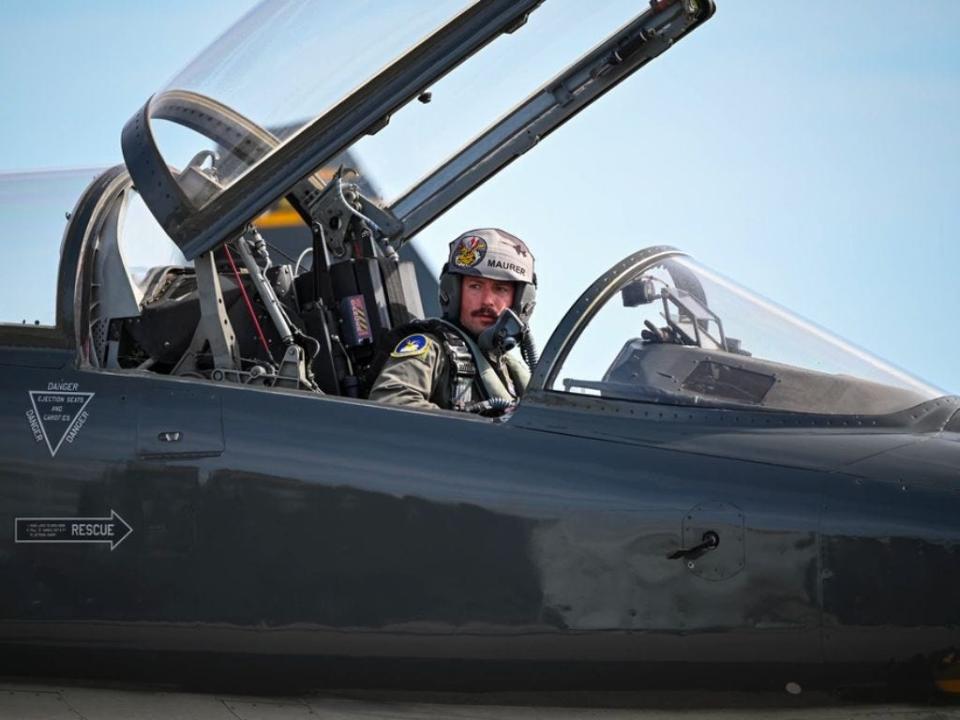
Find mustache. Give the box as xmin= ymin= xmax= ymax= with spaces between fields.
xmin=470 ymin=308 xmax=498 ymax=319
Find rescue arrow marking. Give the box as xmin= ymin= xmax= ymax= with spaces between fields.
xmin=26 ymin=388 xmax=94 ymax=457
xmin=15 ymin=510 xmax=133 ymax=551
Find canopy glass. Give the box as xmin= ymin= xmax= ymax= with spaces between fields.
xmin=144 ymin=0 xmax=663 ymax=216
xmin=552 ymin=254 xmax=942 ymax=416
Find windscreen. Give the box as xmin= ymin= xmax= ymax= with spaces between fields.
xmin=552 ymin=255 xmax=943 ymax=416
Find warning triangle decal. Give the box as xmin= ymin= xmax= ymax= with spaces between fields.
xmin=28 ymin=390 xmax=95 ymax=457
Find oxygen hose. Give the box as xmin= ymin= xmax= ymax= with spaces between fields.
xmin=467 ymin=397 xmax=515 ymax=416
xmin=520 ymin=330 xmax=539 ymax=371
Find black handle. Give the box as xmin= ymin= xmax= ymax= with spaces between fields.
xmin=668 ymin=530 xmax=719 ymax=560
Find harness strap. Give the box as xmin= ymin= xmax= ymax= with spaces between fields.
xmin=434 ymin=326 xmax=477 ymax=410
xmin=434 ymin=320 xmax=514 ymax=404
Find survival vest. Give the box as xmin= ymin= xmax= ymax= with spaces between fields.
xmin=361 ymin=319 xmax=528 ymax=409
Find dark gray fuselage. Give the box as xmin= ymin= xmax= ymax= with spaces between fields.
xmin=1 ymin=347 xmax=957 ymax=691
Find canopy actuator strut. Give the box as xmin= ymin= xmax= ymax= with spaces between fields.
xmin=235 ymin=227 xmax=316 ymax=391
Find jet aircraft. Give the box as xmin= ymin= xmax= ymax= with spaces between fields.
xmin=1 ymin=0 xmax=958 ymax=708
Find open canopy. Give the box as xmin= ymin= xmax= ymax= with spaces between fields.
xmin=121 ymin=0 xmax=714 ymax=259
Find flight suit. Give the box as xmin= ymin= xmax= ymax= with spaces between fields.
xmin=368 ymin=330 xmax=530 ymax=411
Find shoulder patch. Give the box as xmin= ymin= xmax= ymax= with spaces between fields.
xmin=391 ymin=334 xmax=431 ymax=359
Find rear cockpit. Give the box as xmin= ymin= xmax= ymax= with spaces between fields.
xmin=85 ymin=165 xmax=425 ymax=396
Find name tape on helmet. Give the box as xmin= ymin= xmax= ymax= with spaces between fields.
xmin=485 ymin=258 xmax=528 ymax=277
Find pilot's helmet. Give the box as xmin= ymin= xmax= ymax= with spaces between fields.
xmin=439 ymin=228 xmax=537 ymax=325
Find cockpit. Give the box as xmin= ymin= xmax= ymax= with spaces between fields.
xmin=0 ymin=0 xmax=949 ymax=426
xmin=59 ymin=0 xmax=716 ymax=401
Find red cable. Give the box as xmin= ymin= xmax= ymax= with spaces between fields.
xmin=222 ymin=245 xmax=273 ymax=360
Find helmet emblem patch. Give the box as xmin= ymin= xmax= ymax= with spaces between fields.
xmin=453 ymin=235 xmax=487 ymax=269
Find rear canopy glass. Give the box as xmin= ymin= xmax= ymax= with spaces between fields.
xmin=0 ymin=170 xmax=100 ymax=327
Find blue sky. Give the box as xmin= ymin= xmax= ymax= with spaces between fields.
xmin=1 ymin=1 xmax=957 ymax=393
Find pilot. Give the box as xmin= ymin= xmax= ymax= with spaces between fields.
xmin=368 ymin=228 xmax=536 ymax=413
